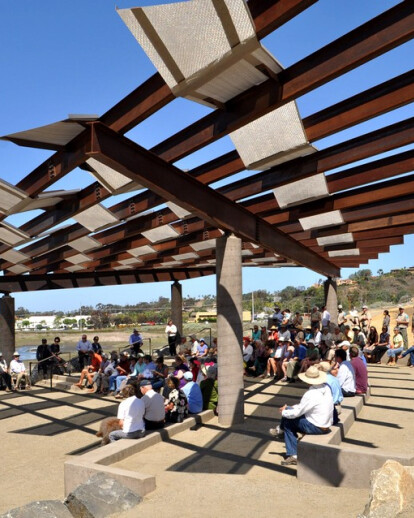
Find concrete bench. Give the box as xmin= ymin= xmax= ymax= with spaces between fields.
xmin=64 ymin=410 xmax=214 ymax=497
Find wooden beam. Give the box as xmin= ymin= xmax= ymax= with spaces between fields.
xmin=87 ymin=123 xmax=339 ymax=277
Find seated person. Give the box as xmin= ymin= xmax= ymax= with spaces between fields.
xmin=182 ymin=371 xmax=203 ymax=413
xmin=114 ymin=356 xmax=138 ymax=398
xmin=140 ymin=379 xmax=165 ymax=429
xmin=171 ymin=355 xmax=190 ymax=389
xmin=0 ymin=352 xmax=13 ymax=392
xmin=151 ymin=356 xmax=169 ymax=391
xmin=285 ymin=339 xmax=307 ymax=383
xmin=108 ymin=351 xmax=130 ymax=393
xmin=91 ymin=353 xmax=110 ymax=394
xmin=242 ymin=338 xmax=254 ymax=374
xmin=334 ymin=349 xmax=356 ymax=397
xmin=298 ymin=340 xmax=320 ymax=373
xmin=74 ymin=350 xmax=102 ymax=389
xmin=164 ymin=376 xmax=188 ymax=423
xmin=269 ymin=365 xmax=333 ymax=466
xmin=200 ymin=365 xmax=218 ymax=412
xmin=195 ymin=338 xmax=209 ymax=358
xmin=386 ymin=327 xmax=404 ymax=365
xmin=109 ymin=385 xmax=145 ymax=442
xmin=371 ymin=326 xmax=390 ymax=364
xmin=318 ymin=361 xmax=343 ymax=425
xmin=349 ymin=346 xmax=368 ymax=394
xmin=10 ymin=352 xmax=31 ymax=390
xmin=399 ymin=346 xmax=414 ymax=367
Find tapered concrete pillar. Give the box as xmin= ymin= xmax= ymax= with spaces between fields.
xmin=171 ymin=281 xmax=183 ymax=336
xmin=0 ymin=294 xmax=15 ymax=363
xmin=324 ymin=278 xmax=338 ymax=327
xmin=216 ymin=234 xmax=244 ymax=426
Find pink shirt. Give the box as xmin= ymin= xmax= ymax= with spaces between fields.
xmin=351 ymin=356 xmax=368 ymax=394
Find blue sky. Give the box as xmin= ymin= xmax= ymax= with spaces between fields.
xmin=1 ymin=0 xmax=413 ymax=311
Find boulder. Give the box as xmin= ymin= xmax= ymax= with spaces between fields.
xmin=0 ymin=500 xmax=73 ymax=518
xmin=362 ymin=460 xmax=414 ymax=518
xmin=64 ymin=473 xmax=142 ymax=518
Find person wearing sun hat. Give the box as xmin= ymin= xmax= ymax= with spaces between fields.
xmin=269 ymin=365 xmax=333 ymax=466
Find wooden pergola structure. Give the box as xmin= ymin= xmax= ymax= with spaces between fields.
xmin=0 ymin=1 xmax=413 ymax=423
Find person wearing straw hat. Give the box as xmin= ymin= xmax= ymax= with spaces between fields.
xmin=10 ymin=352 xmax=31 ymax=390
xmin=269 ymin=365 xmax=333 ymax=466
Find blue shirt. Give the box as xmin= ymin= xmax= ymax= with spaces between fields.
xmin=297 ymin=344 xmax=307 ymax=361
xmin=326 ymin=373 xmax=343 ymax=404
xmin=182 ymin=381 xmax=203 ymax=413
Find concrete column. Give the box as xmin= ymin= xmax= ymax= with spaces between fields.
xmin=0 ymin=294 xmax=15 ymax=363
xmin=171 ymin=281 xmax=183 ymax=336
xmin=216 ymin=234 xmax=244 ymax=426
xmin=324 ymin=278 xmax=338 ymax=327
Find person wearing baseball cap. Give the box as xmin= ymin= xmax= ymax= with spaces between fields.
xmin=269 ymin=365 xmax=333 ymax=466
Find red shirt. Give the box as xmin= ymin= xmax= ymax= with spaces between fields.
xmin=90 ymin=353 xmax=102 ymax=371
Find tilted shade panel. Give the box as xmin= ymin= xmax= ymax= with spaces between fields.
xmin=118 ymin=257 xmax=143 ymax=265
xmin=230 ymin=101 xmax=314 ymax=170
xmin=86 ymin=158 xmax=142 ymax=194
xmin=317 ymin=233 xmax=354 ymax=247
xmin=70 ymin=236 xmax=102 ymax=252
xmin=166 ymin=201 xmax=192 ymax=219
xmin=0 ymin=180 xmax=28 ymax=214
xmin=0 ymin=249 xmax=30 ymax=264
xmin=117 ymin=1 xmax=282 ymax=107
xmin=118 ymin=0 xmax=256 ymax=89
xmin=274 ymin=173 xmax=329 ymax=209
xmin=65 ymin=265 xmax=84 ymax=272
xmin=73 ymin=205 xmax=120 ymax=232
xmin=142 ymin=225 xmax=180 ymax=243
xmin=8 ymin=264 xmax=31 ymax=274
xmin=299 ymin=210 xmax=344 ymax=231
xmin=0 ymin=223 xmax=29 ymax=245
xmin=129 ymin=245 xmax=156 ymax=257
xmin=66 ymin=253 xmax=92 ymax=265
xmin=190 ymin=238 xmax=217 ymax=251
xmin=171 ymin=252 xmax=199 ymax=261
xmin=328 ymin=249 xmax=360 ymax=257
xmin=2 ymin=121 xmax=85 ymax=148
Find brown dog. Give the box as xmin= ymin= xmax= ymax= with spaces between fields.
xmin=96 ymin=417 xmax=122 ymax=445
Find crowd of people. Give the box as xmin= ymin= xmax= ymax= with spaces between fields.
xmin=1 ymin=305 xmax=412 ymax=460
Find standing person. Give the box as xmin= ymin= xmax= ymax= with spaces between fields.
xmin=10 ymin=352 xmax=31 ymax=390
xmin=360 ymin=306 xmax=372 ymax=337
xmin=0 ymin=352 xmax=13 ymax=392
xmin=269 ymin=366 xmax=333 ymax=466
xmin=92 ymin=336 xmax=103 ymax=355
xmin=337 ymin=305 xmax=347 ymax=333
xmin=36 ymin=338 xmax=51 ymax=379
xmin=382 ymin=310 xmax=391 ymax=333
xmin=321 ymin=305 xmax=331 ymax=329
xmin=396 ymin=306 xmax=409 ymax=350
xmin=165 ymin=319 xmax=178 ymax=356
xmin=108 ymin=385 xmax=145 ymax=443
xmin=129 ymin=328 xmax=143 ymax=354
xmin=76 ymin=334 xmax=92 ymax=370
xmin=310 ymin=306 xmax=321 ymax=330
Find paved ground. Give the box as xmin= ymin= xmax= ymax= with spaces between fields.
xmin=0 ymin=364 xmax=413 ymax=517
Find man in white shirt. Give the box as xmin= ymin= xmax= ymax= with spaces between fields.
xmin=396 ymin=306 xmax=410 ymax=349
xmin=109 ymin=385 xmax=145 ymax=442
xmin=269 ymin=365 xmax=333 ymax=465
xmin=321 ymin=305 xmax=331 ymax=328
xmin=165 ymin=319 xmax=178 ymax=356
xmin=140 ymin=380 xmax=165 ymax=430
xmin=10 ymin=352 xmax=31 ymax=390
xmin=334 ymin=349 xmax=356 ymax=397
xmin=76 ymin=334 xmax=92 ymax=370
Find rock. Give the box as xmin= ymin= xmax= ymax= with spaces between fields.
xmin=0 ymin=500 xmax=73 ymax=518
xmin=362 ymin=460 xmax=414 ymax=518
xmin=64 ymin=473 xmax=142 ymax=518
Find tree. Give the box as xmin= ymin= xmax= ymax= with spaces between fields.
xmin=22 ymin=320 xmax=30 ymax=328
